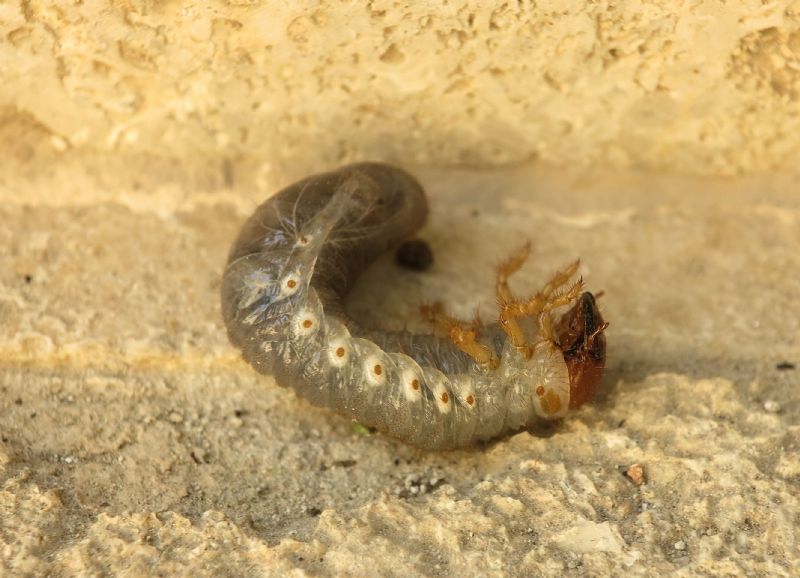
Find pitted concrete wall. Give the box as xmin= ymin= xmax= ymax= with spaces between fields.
xmin=2 ymin=1 xmax=800 ymax=175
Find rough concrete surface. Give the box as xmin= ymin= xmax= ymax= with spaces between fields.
xmin=2 ymin=1 xmax=800 ymax=577
xmin=2 ymin=1 xmax=800 ymax=175
xmin=1 ymin=148 xmax=799 ymax=576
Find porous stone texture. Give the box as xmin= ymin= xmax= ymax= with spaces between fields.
xmin=2 ymin=2 xmax=800 ymax=577
xmin=1 ymin=155 xmax=799 ymax=576
xmin=1 ymin=1 xmax=800 ymax=175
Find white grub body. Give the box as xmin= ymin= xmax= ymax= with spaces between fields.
xmin=221 ymin=163 xmax=571 ymax=450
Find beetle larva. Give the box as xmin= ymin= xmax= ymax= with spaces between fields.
xmin=221 ymin=163 xmax=607 ymax=450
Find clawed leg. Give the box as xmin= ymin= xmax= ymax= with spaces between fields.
xmin=541 ymin=259 xmax=581 ymax=300
xmin=495 ymin=245 xmax=584 ymax=357
xmin=495 ymin=242 xmax=533 ymax=350
xmin=496 ymin=241 xmax=531 ymax=304
xmin=421 ymin=242 xmax=584 ymax=367
xmin=421 ymin=302 xmax=499 ymax=369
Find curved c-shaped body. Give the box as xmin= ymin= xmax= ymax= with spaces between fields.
xmin=221 ymin=163 xmax=606 ymax=450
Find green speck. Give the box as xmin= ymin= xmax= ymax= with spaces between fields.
xmin=351 ymin=422 xmax=372 ymax=436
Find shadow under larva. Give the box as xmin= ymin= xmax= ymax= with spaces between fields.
xmin=221 ymin=163 xmax=608 ymax=450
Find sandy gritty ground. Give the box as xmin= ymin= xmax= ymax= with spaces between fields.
xmin=1 ymin=153 xmax=799 ymax=576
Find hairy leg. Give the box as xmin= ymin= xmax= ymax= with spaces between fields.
xmin=421 ymin=302 xmax=499 ymax=369
xmin=495 ymin=242 xmax=532 ymax=350
xmin=495 ymin=245 xmax=585 ymax=356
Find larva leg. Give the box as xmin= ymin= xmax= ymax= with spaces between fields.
xmin=495 ymin=242 xmax=533 ymax=351
xmin=526 ymin=272 xmax=586 ymax=353
xmin=421 ymin=303 xmax=499 ymax=369
xmin=497 ymin=256 xmax=585 ymax=355
xmin=496 ymin=241 xmax=532 ymax=303
xmin=540 ymin=259 xmax=581 ymax=300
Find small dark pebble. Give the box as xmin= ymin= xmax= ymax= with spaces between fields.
xmin=776 ymin=361 xmax=795 ymax=371
xmin=234 ymin=409 xmax=248 ymax=417
xmin=306 ymin=507 xmax=322 ymax=517
xmin=395 ymin=239 xmax=434 ymax=271
xmin=23 ymin=274 xmax=33 ymax=284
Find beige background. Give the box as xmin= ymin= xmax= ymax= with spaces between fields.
xmin=2 ymin=0 xmax=800 ymax=176
xmin=2 ymin=2 xmax=799 ymax=577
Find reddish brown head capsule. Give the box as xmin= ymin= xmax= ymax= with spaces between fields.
xmin=556 ymin=292 xmax=608 ymax=409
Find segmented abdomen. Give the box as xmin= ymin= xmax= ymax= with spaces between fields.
xmin=221 ymin=163 xmax=534 ymax=450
